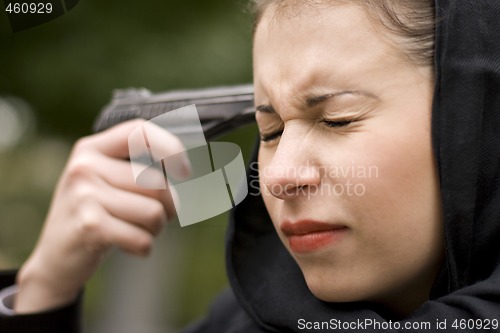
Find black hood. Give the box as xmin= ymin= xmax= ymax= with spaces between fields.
xmin=226 ymin=0 xmax=500 ymax=331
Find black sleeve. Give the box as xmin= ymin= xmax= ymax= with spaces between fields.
xmin=0 ymin=270 xmax=82 ymax=333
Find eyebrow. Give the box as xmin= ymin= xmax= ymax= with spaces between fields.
xmin=256 ymin=104 xmax=276 ymax=113
xmin=256 ymin=91 xmax=376 ymax=113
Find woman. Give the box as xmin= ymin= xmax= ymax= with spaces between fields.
xmin=2 ymin=0 xmax=500 ymax=332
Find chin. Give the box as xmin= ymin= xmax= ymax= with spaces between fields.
xmin=301 ymin=268 xmax=371 ymax=303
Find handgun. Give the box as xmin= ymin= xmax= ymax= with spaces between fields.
xmin=93 ymin=84 xmax=256 ymax=140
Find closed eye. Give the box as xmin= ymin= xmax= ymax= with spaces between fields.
xmin=260 ymin=129 xmax=284 ymax=142
xmin=322 ymin=119 xmax=353 ymax=128
xmin=260 ymin=120 xmax=353 ymax=142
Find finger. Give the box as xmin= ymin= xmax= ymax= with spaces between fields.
xmin=69 ymin=151 xmax=155 ymax=193
xmin=131 ymin=121 xmax=192 ymax=181
xmin=76 ymin=119 xmax=191 ymax=183
xmin=69 ymin=152 xmax=178 ymax=218
xmin=97 ymin=183 xmax=169 ymax=235
xmin=77 ymin=119 xmax=147 ymax=159
xmin=100 ymin=213 xmax=156 ymax=257
xmin=74 ymin=201 xmax=156 ymax=257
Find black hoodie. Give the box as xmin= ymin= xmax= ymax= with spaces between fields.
xmin=1 ymin=0 xmax=500 ymax=332
xmin=188 ymin=0 xmax=500 ymax=331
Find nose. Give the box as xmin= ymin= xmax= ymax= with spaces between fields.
xmin=261 ymin=128 xmax=321 ymax=200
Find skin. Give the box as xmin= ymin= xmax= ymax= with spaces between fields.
xmin=13 ymin=1 xmax=442 ymax=320
xmin=15 ymin=120 xmax=187 ymax=313
xmin=254 ymin=3 xmax=444 ymax=317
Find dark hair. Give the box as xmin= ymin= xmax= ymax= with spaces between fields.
xmin=250 ymin=0 xmax=436 ymax=67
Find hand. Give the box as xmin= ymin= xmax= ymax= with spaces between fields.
xmin=14 ymin=119 xmax=190 ymax=313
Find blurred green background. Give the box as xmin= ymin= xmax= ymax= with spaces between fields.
xmin=0 ymin=0 xmax=256 ymax=331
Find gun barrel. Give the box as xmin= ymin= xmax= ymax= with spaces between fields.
xmin=93 ymin=84 xmax=256 ymax=140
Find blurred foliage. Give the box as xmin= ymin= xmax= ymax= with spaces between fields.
xmin=0 ymin=0 xmax=256 ymax=331
xmin=0 ymin=0 xmax=253 ymax=138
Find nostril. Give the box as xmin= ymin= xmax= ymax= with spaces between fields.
xmin=262 ymin=159 xmax=322 ymax=199
xmin=265 ymin=181 xmax=286 ymax=198
xmin=265 ymin=181 xmax=307 ymax=199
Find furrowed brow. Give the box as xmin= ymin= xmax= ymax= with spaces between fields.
xmin=306 ymin=91 xmax=376 ymax=108
xmin=256 ymin=91 xmax=377 ymax=113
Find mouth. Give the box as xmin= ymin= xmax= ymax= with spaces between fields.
xmin=280 ymin=220 xmax=349 ymax=253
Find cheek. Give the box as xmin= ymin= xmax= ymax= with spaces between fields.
xmin=307 ymin=108 xmax=444 ymax=298
xmin=345 ymin=110 xmax=443 ymax=283
xmin=356 ymin=114 xmax=439 ymax=229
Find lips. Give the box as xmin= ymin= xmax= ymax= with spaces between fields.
xmin=280 ymin=220 xmax=348 ymax=253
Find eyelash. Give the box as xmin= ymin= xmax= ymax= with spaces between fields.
xmin=260 ymin=119 xmax=353 ymax=142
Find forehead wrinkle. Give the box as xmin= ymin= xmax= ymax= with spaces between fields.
xmin=255 ymin=3 xmax=397 ymax=65
xmin=255 ymin=9 xmax=377 ymax=95
xmin=256 ymin=65 xmax=350 ymax=114
xmin=253 ymin=2 xmax=407 ymax=118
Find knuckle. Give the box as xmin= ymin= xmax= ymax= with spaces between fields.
xmin=73 ymin=137 xmax=93 ymax=153
xmin=66 ymin=155 xmax=96 ymax=182
xmin=76 ymin=206 xmax=110 ymax=253
xmin=71 ymin=182 xmax=98 ymax=204
xmin=78 ymin=207 xmax=103 ymax=235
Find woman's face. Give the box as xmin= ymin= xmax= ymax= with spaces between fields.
xmin=254 ymin=3 xmax=444 ymax=315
